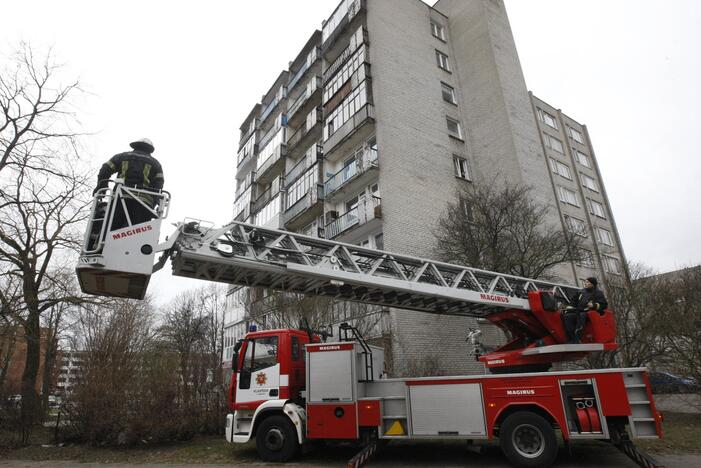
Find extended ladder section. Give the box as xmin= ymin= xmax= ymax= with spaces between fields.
xmin=169 ymin=220 xmax=579 ymax=318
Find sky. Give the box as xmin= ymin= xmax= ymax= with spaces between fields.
xmin=2 ymin=0 xmax=699 ymax=304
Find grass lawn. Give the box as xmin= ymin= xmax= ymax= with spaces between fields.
xmin=0 ymin=412 xmax=698 ymax=464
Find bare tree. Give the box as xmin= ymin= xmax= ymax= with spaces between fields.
xmin=0 ymin=43 xmax=92 ymax=438
xmin=584 ymin=262 xmax=670 ymax=369
xmin=434 ymin=182 xmax=584 ymax=280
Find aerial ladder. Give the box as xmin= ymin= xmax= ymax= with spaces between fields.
xmin=76 ymin=182 xmax=663 ymax=468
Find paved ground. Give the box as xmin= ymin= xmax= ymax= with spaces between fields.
xmin=1 ymin=440 xmax=698 ymax=468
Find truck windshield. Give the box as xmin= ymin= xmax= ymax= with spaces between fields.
xmin=243 ymin=336 xmax=279 ymax=372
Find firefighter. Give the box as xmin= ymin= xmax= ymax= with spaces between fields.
xmin=95 ymin=138 xmax=164 ymax=230
xmin=562 ymin=277 xmax=608 ymax=343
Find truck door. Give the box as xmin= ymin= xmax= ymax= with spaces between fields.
xmin=236 ymin=336 xmax=280 ymax=408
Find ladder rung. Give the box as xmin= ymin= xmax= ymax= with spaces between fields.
xmin=632 ymin=418 xmax=655 ymax=422
xmin=625 ymin=384 xmax=646 ymax=388
xmin=629 ymin=401 xmax=650 ymax=405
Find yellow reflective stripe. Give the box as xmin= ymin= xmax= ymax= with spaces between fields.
xmin=120 ymin=161 xmax=128 ymax=178
xmin=143 ymin=164 xmax=151 ymax=186
xmin=107 ymin=160 xmax=116 ymax=170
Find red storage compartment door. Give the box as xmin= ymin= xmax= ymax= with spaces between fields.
xmin=307 ymin=403 xmax=358 ymax=439
xmin=587 ymin=310 xmax=616 ymax=343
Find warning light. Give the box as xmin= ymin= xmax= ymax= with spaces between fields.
xmin=249 ymin=324 xmax=258 ymax=332
xmin=488 ymin=402 xmax=496 ymax=408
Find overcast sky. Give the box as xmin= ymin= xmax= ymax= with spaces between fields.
xmin=2 ymin=0 xmax=699 ymax=304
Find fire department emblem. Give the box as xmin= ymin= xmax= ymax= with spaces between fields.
xmin=255 ymin=372 xmax=267 ymax=386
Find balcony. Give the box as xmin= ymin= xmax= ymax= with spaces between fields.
xmin=287 ymin=108 xmax=322 ymax=157
xmin=322 ymin=0 xmax=365 ymax=55
xmin=260 ymin=94 xmax=284 ymax=124
xmin=238 ymin=118 xmax=259 ymax=150
xmin=287 ymin=75 xmax=322 ymax=127
xmin=285 ymin=144 xmax=323 ymax=188
xmin=325 ymin=195 xmax=381 ymax=239
xmin=252 ymin=194 xmax=282 ymax=229
xmin=235 ymin=171 xmax=256 ymax=200
xmin=288 ymin=47 xmax=321 ymax=92
xmin=236 ymin=131 xmax=258 ymax=172
xmin=233 ymin=190 xmax=253 ymax=221
xmin=283 ymin=183 xmax=325 ymax=231
xmin=256 ymin=127 xmax=287 ymax=185
xmin=324 ymin=103 xmax=374 ymax=161
xmin=324 ymin=148 xmax=378 ymax=201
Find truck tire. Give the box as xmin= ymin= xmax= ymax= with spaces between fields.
xmin=499 ymin=411 xmax=558 ymax=468
xmin=256 ymin=414 xmax=300 ymax=462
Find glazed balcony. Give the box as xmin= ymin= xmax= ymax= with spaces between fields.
xmin=325 ymin=195 xmax=381 ymax=239
xmin=287 ymin=108 xmax=322 ymax=158
xmin=283 ymin=183 xmax=325 ymax=231
xmin=288 ymin=47 xmax=321 ymax=92
xmin=236 ymin=131 xmax=258 ymax=171
xmin=287 ymin=75 xmax=322 ymax=127
xmin=235 ymin=171 xmax=256 ymax=200
xmin=285 ymin=144 xmax=323 ymax=189
xmin=322 ymin=0 xmax=365 ymax=56
xmin=255 ymin=127 xmax=287 ymax=185
xmin=324 ymin=103 xmax=374 ymax=161
xmin=324 ymin=147 xmax=378 ymax=201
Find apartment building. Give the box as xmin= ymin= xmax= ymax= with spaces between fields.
xmin=224 ymin=0 xmax=628 ymax=375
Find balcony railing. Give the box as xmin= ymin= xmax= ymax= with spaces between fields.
xmin=235 ymin=171 xmax=256 ymax=199
xmin=261 ymin=89 xmax=286 ymax=123
xmin=324 ymin=103 xmax=374 ymax=156
xmin=324 ymin=147 xmax=377 ymax=196
xmin=238 ymin=119 xmax=259 ymax=150
xmin=325 ymin=195 xmax=381 ymax=239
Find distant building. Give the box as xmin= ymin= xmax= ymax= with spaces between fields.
xmin=225 ymin=0 xmax=629 ymax=374
xmin=0 ymin=326 xmax=51 ymax=395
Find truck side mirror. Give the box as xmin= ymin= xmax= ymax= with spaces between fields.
xmin=232 ymin=339 xmax=243 ymax=371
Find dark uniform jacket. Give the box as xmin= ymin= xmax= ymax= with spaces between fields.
xmin=96 ymin=149 xmax=164 ymax=203
xmin=572 ymin=287 xmax=608 ymax=313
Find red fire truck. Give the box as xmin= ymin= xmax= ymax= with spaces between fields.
xmin=76 ymin=182 xmax=663 ymax=468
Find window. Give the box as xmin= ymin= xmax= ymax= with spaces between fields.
xmin=558 ymin=186 xmax=580 ymax=207
xmin=375 ymin=233 xmax=384 ymax=250
xmin=596 ymin=227 xmax=614 ymax=246
xmin=549 ymin=158 xmax=572 ymax=179
xmin=430 ymin=21 xmax=445 ymax=41
xmin=291 ymin=336 xmax=301 ymax=361
xmin=544 ymin=134 xmax=564 ymax=154
xmin=446 ymin=117 xmax=463 ymax=140
xmin=453 ymin=155 xmax=471 ymax=180
xmin=577 ymin=250 xmax=595 ymax=268
xmin=564 ymin=215 xmax=587 ymax=237
xmin=240 ymin=336 xmax=279 ymax=389
xmin=580 ymin=173 xmax=599 ymax=192
xmin=538 ymin=109 xmax=558 ymax=129
xmin=575 ymin=150 xmax=591 ymax=168
xmin=441 ymin=82 xmax=457 ymax=104
xmin=569 ymin=126 xmax=584 ymax=144
xmin=603 ymin=255 xmax=621 ymax=274
xmin=588 ymin=199 xmax=606 ymax=218
xmin=436 ymin=50 xmax=451 ymax=72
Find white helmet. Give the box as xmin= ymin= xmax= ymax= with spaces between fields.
xmin=129 ymin=138 xmax=155 ymax=153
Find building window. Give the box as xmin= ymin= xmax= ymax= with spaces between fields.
xmin=430 ymin=21 xmax=445 ymax=41
xmin=461 ymin=200 xmax=475 ymax=222
xmin=596 ymin=227 xmax=614 ymax=246
xmin=453 ymin=155 xmax=471 ymax=181
xmin=538 ymin=109 xmax=558 ymax=129
xmin=544 ymin=134 xmax=564 ymax=154
xmin=446 ymin=117 xmax=463 ymax=140
xmin=375 ymin=233 xmax=384 ymax=250
xmin=577 ymin=249 xmax=595 ymax=268
xmin=564 ymin=215 xmax=587 ymax=237
xmin=588 ymin=199 xmax=606 ymax=218
xmin=603 ymin=255 xmax=621 ymax=274
xmin=436 ymin=50 xmax=451 ymax=72
xmin=441 ymin=82 xmax=457 ymax=105
xmin=575 ymin=150 xmax=591 ymax=168
xmin=580 ymin=173 xmax=599 ymax=192
xmin=569 ymin=126 xmax=584 ymax=144
xmin=549 ymin=158 xmax=572 ymax=180
xmin=558 ymin=186 xmax=580 ymax=207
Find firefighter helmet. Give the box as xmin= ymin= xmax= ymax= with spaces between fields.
xmin=129 ymin=138 xmax=155 ymax=153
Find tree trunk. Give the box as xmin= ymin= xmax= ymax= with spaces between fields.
xmin=21 ymin=308 xmax=41 ymax=442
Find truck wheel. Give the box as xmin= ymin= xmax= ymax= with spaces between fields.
xmin=256 ymin=414 xmax=300 ymax=462
xmin=499 ymin=411 xmax=558 ymax=468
